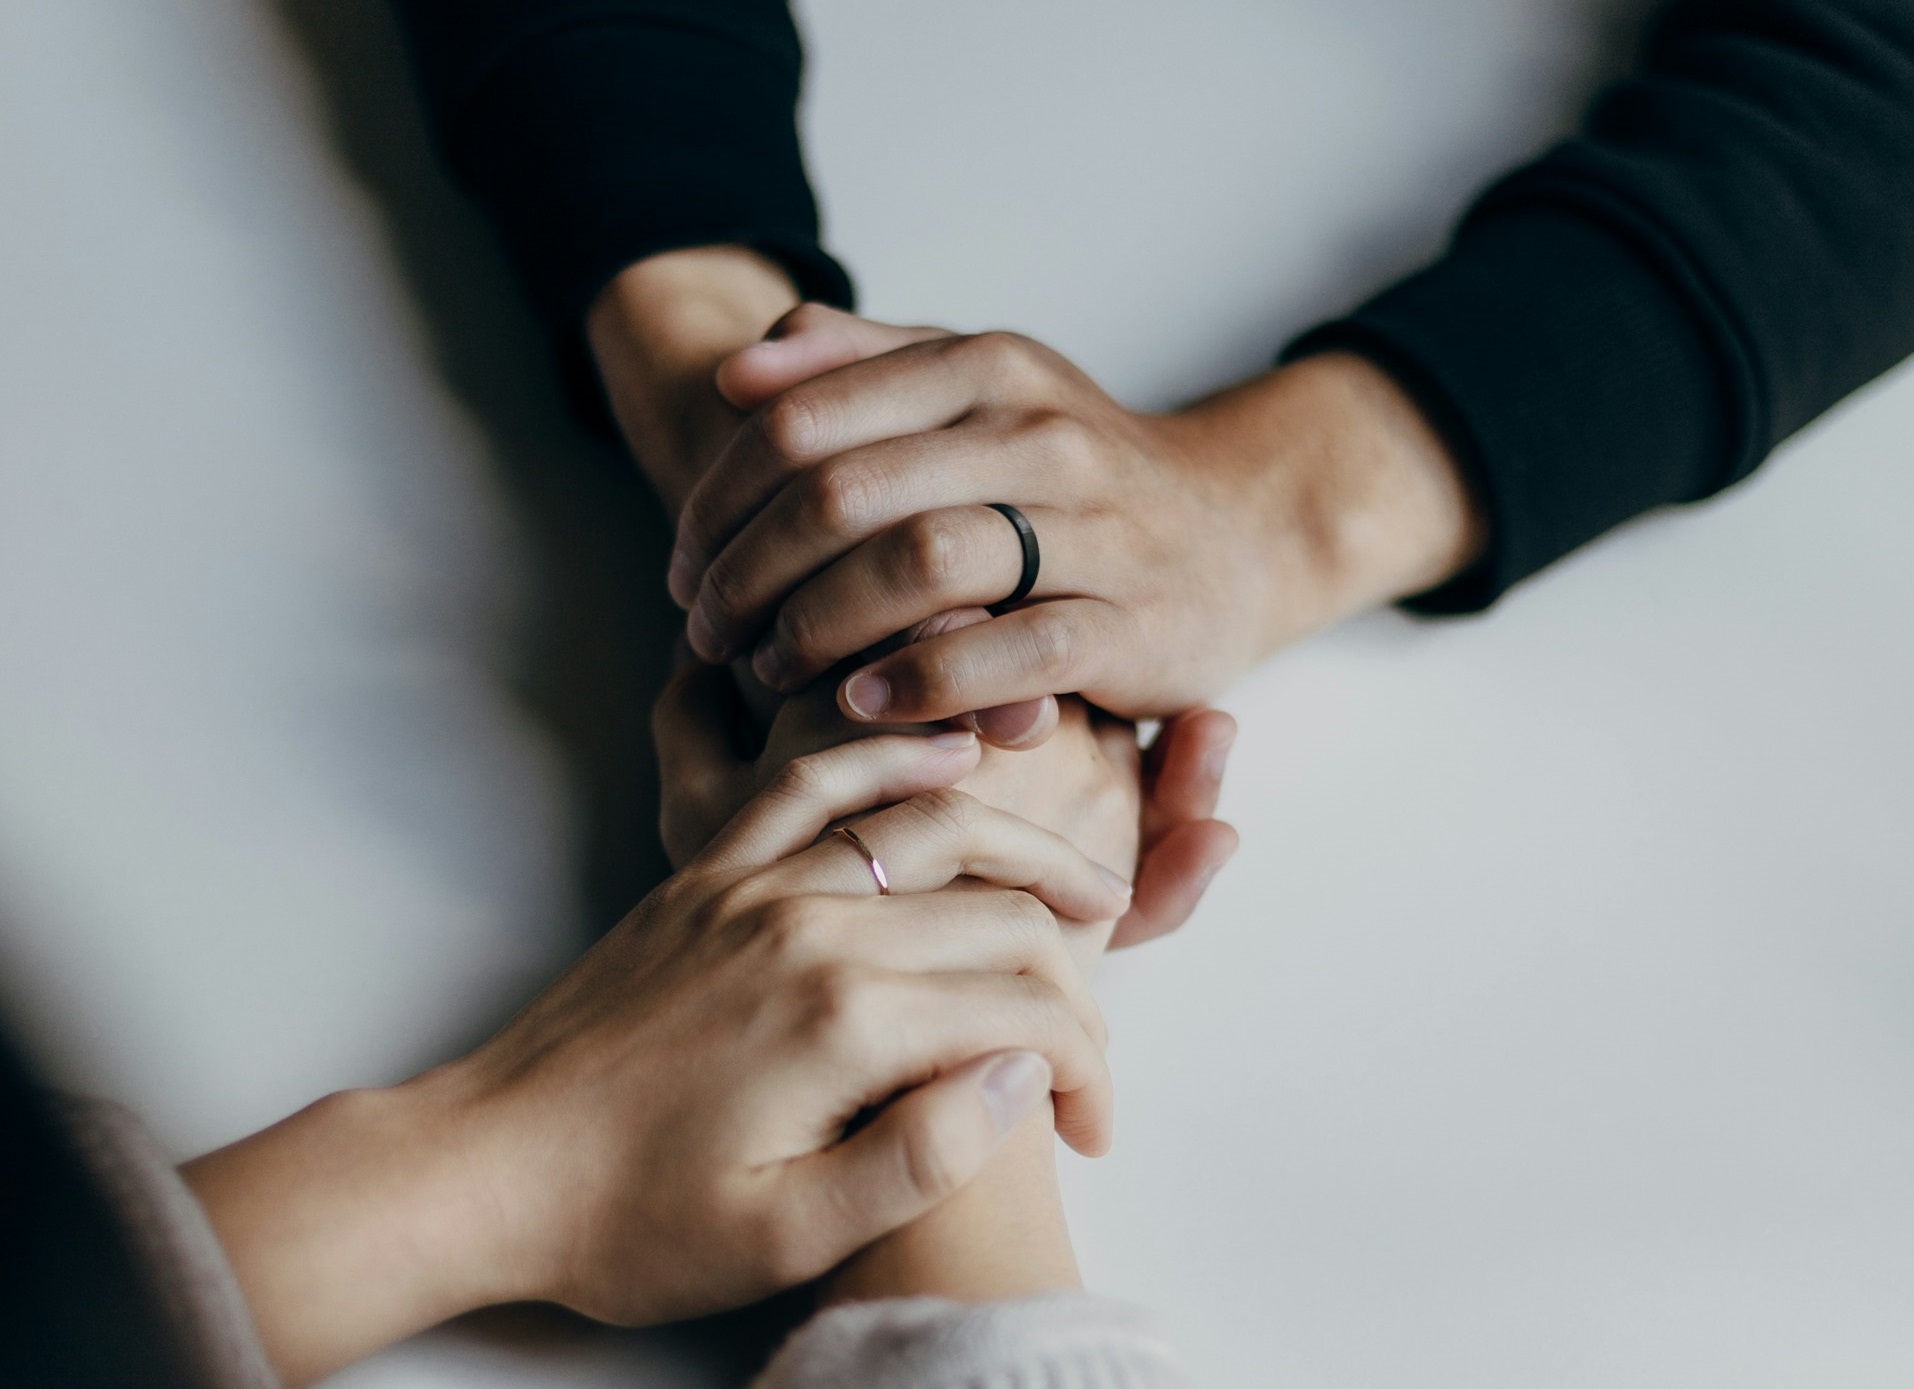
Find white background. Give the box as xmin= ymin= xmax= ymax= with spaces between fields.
xmin=1 ymin=2 xmax=1910 ymax=1386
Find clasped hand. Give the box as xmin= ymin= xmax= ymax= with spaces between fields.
xmin=670 ymin=307 xmax=1275 ymax=738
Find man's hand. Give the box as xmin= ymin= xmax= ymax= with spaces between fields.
xmin=669 ymin=304 xmax=1485 ymax=735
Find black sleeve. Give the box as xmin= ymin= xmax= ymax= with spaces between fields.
xmin=1288 ymin=0 xmax=1914 ymax=613
xmin=0 ymin=1029 xmax=197 ymax=1389
xmin=388 ymin=0 xmax=854 ymax=329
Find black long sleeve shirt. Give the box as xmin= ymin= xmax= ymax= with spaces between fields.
xmin=392 ymin=0 xmax=1914 ymax=612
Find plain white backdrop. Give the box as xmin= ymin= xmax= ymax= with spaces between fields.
xmin=1 ymin=2 xmax=1910 ymax=1386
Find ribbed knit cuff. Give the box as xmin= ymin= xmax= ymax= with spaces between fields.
xmin=1288 ymin=203 xmax=1734 ymax=613
xmin=755 ymin=1293 xmax=1189 ymax=1389
xmin=443 ymin=18 xmax=854 ymax=330
xmin=56 ymin=1099 xmax=279 ymax=1389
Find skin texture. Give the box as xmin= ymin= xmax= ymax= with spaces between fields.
xmin=595 ymin=248 xmax=1241 ymax=937
xmin=588 ymin=251 xmax=1262 ymax=1307
xmin=183 ymin=732 xmax=1125 ymax=1386
xmin=650 ymin=601 xmax=1242 ymax=1306
xmin=652 ymin=667 xmax=1141 ymax=1307
xmin=178 ymin=248 xmax=1247 ymax=1389
xmin=668 ymin=304 xmax=1485 ymax=738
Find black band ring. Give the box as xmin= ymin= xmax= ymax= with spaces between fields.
xmin=986 ymin=503 xmax=1040 ymax=614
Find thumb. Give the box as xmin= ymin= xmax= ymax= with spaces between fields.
xmin=716 ymin=303 xmax=952 ymax=410
xmin=1109 ymin=818 xmax=1239 ymax=950
xmin=792 ymin=1050 xmax=1052 ymax=1253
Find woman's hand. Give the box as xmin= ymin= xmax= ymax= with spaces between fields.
xmin=668 ymin=304 xmax=1483 ymax=735
xmin=184 ymin=732 xmax=1127 ymax=1385
xmin=585 ymin=245 xmax=801 ymax=516
xmin=655 ymin=658 xmax=1238 ymax=953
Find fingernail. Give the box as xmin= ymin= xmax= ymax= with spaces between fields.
xmin=843 ymin=671 xmax=891 ymax=720
xmin=1095 ymin=864 xmax=1133 ymax=899
xmin=976 ymin=699 xmax=1046 ymax=748
xmin=752 ymin=638 xmax=791 ymax=691
xmin=667 ymin=550 xmax=697 ymax=608
xmin=1203 ymin=728 xmax=1238 ymax=786
xmin=981 ymin=1052 xmax=1051 ymax=1135
xmin=927 ymin=730 xmax=977 ymax=749
xmin=686 ymin=603 xmax=722 ymax=660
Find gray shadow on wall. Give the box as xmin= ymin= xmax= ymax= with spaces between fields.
xmin=264 ymin=1 xmax=807 ymax=1382
xmin=269 ymin=0 xmax=678 ymax=934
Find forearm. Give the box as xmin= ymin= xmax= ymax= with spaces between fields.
xmin=822 ymin=1104 xmax=1079 ymax=1307
xmin=586 ymin=245 xmax=801 ymax=516
xmin=1177 ymin=350 xmax=1485 ymax=655
xmin=820 ymin=721 xmax=1129 ymax=1307
xmin=180 ymin=1068 xmax=520 ymax=1387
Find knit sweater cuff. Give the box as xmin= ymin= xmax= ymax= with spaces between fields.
xmin=440 ymin=18 xmax=854 ymax=329
xmin=55 ymin=1098 xmax=280 ymax=1389
xmin=755 ymin=1292 xmax=1190 ymax=1389
xmin=1287 ymin=203 xmax=1733 ymax=614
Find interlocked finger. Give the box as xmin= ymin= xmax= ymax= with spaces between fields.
xmin=753 ymin=504 xmax=1077 ymax=692
xmin=759 ymin=787 xmax=1130 ymax=922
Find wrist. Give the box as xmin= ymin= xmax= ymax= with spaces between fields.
xmin=182 ymin=1068 xmax=528 ymax=1385
xmin=586 ymin=245 xmax=801 ymax=516
xmin=821 ymin=1104 xmax=1080 ymax=1308
xmin=1178 ymin=351 xmax=1485 ymax=654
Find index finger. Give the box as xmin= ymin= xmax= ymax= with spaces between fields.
xmin=670 ymin=332 xmax=1040 ymax=609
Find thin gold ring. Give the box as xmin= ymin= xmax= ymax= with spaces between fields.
xmin=832 ymin=825 xmax=891 ymax=895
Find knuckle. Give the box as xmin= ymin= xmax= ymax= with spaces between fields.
xmin=705 ymin=879 xmax=768 ymax=932
xmin=796 ymin=962 xmax=882 ymax=1051
xmin=1010 ymin=889 xmax=1058 ymax=936
xmin=968 ymin=330 xmax=1051 ymax=390
xmin=799 ymin=459 xmax=882 ymax=541
xmin=765 ymin=752 xmax=834 ymax=806
xmin=1014 ymin=972 xmax=1076 ymax=1043
xmin=907 ymin=786 xmax=979 ymax=839
xmin=699 ymin=556 xmax=749 ymax=627
xmin=1022 ymin=409 xmax=1098 ymax=475
xmin=757 ymin=896 xmax=833 ymax=961
xmin=774 ymin=596 xmax=832 ymax=668
xmin=762 ymin=391 xmax=830 ymax=461
xmin=1020 ymin=605 xmax=1083 ymax=679
xmin=890 ymin=641 xmax=966 ymax=712
xmin=896 ymin=1116 xmax=962 ymax=1203
xmin=894 ymin=511 xmax=971 ymax=593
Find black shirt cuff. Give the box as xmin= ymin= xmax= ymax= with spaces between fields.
xmin=441 ymin=17 xmax=853 ymax=329
xmin=1287 ymin=204 xmax=1735 ymax=614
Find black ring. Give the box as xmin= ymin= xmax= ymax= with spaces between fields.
xmin=986 ymin=503 xmax=1040 ymax=614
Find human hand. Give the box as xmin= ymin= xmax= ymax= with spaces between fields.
xmin=585 ymin=245 xmax=801 ymax=516
xmin=184 ymin=732 xmax=1127 ymax=1384
xmin=670 ymin=304 xmax=1483 ymax=735
xmin=655 ymin=653 xmax=1238 ymax=952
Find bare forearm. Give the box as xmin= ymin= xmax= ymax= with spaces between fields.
xmin=585 ymin=246 xmax=800 ymax=516
xmin=180 ymin=1069 xmax=519 ymax=1387
xmin=822 ymin=1106 xmax=1079 ymax=1307
xmin=1177 ymin=350 xmax=1486 ymax=657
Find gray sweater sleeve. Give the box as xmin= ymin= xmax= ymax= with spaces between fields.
xmin=55 ymin=1098 xmax=280 ymax=1389
xmin=754 ymin=1292 xmax=1191 ymax=1389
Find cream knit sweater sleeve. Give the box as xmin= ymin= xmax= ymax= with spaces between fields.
xmin=59 ymin=1097 xmax=1191 ymax=1389
xmin=754 ymin=1291 xmax=1191 ymax=1389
